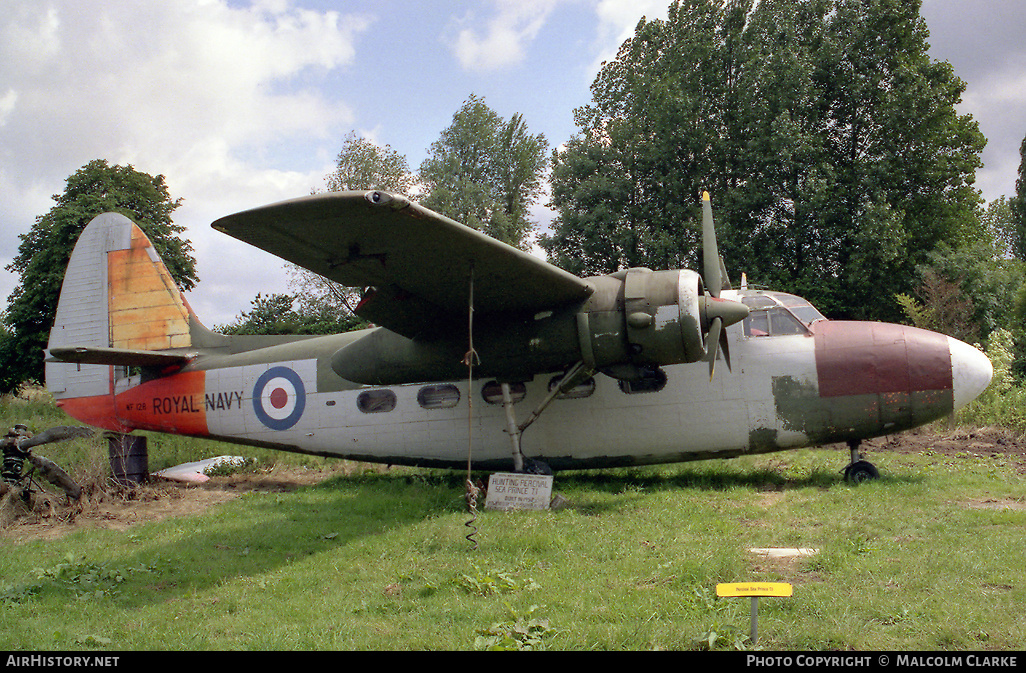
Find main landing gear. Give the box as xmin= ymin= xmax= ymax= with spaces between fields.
xmin=498 ymin=361 xmax=592 ymax=475
xmin=843 ymin=439 xmax=880 ymax=484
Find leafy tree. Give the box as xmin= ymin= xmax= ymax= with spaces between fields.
xmin=0 ymin=323 xmax=16 ymax=397
xmin=982 ymin=196 xmax=1017 ymax=260
xmin=895 ymin=268 xmax=979 ymax=345
xmin=323 ymin=131 xmax=415 ymax=196
xmin=918 ymin=245 xmax=1022 ymax=343
xmin=1012 ymin=133 xmax=1026 ymax=261
xmin=419 ymin=94 xmax=548 ymax=248
xmin=216 ymin=293 xmax=359 ymax=336
xmin=1011 ymin=135 xmax=1026 ymax=376
xmin=898 ymin=196 xmax=1023 ymax=374
xmin=543 ymin=0 xmax=985 ymax=322
xmin=1 ymin=160 xmax=195 ymax=393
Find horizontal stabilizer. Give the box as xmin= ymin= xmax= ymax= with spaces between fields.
xmin=48 ymin=346 xmax=193 ymax=368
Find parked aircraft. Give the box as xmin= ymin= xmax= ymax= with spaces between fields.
xmin=45 ymin=191 xmax=993 ymax=482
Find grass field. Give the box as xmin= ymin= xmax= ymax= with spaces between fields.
xmin=1 ymin=391 xmax=1025 ymax=651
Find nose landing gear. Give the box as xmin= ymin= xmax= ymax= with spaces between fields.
xmin=843 ymin=439 xmax=880 ymax=484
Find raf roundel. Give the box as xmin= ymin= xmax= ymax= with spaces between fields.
xmin=252 ymin=366 xmax=306 ymax=430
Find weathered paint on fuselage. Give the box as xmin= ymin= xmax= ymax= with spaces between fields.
xmin=55 ymin=291 xmax=976 ymax=471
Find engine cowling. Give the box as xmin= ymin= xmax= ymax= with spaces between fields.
xmin=577 ymin=268 xmax=730 ymax=377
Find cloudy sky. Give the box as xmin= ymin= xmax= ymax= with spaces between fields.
xmin=1 ymin=0 xmax=1023 ymax=328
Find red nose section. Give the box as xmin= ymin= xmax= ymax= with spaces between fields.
xmin=813 ymin=321 xmax=952 ymax=397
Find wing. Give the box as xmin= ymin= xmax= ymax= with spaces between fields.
xmin=212 ymin=191 xmax=594 ymax=338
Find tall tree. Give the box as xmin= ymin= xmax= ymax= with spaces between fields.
xmin=323 ymin=131 xmax=415 ymax=196
xmin=419 ymin=94 xmax=548 ymax=248
xmin=546 ymin=2 xmax=748 ymax=275
xmin=1012 ymin=133 xmax=1026 ymax=261
xmin=1011 ymin=134 xmax=1026 ymax=376
xmin=1 ymin=160 xmax=194 ymax=393
xmin=543 ymin=0 xmax=985 ymax=321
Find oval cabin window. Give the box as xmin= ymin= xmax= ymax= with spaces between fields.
xmin=357 ymin=389 xmax=397 ymax=413
xmin=417 ymin=384 xmax=460 ymax=409
xmin=481 ymin=381 xmax=527 ymax=405
xmin=548 ymin=375 xmax=596 ymax=399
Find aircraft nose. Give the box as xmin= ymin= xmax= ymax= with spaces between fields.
xmin=948 ymin=337 xmax=993 ymax=411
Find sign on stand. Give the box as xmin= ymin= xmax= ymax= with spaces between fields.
xmin=716 ymin=582 xmax=793 ymax=645
xmin=485 ymin=473 xmax=553 ymax=510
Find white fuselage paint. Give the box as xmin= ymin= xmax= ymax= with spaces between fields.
xmin=199 ymin=321 xmax=820 ymax=469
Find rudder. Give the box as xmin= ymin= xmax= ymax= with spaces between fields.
xmin=46 ymin=213 xmax=205 ymax=420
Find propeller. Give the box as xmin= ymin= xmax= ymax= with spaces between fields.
xmin=13 ymin=426 xmax=94 ymax=452
xmin=700 ymin=191 xmax=748 ymax=379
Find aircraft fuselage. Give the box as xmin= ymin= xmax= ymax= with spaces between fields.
xmin=56 ymin=291 xmax=990 ymax=471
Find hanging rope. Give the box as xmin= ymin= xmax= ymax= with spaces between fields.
xmin=462 ymin=262 xmax=481 ymax=551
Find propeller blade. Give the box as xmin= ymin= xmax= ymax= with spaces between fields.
xmin=17 ymin=426 xmax=94 ymax=450
xmin=701 ymin=190 xmax=721 ymax=299
xmin=706 ymin=316 xmax=722 ymax=380
xmin=720 ymin=323 xmax=732 ymax=372
xmin=699 ymin=190 xmax=746 ymax=380
xmin=701 ymin=294 xmax=747 ymax=379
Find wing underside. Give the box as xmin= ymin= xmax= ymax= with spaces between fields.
xmin=211 ymin=191 xmax=594 ymax=338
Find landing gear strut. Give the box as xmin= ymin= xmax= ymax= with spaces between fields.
xmin=843 ymin=439 xmax=879 ymax=484
xmin=498 ymin=362 xmax=592 ymax=474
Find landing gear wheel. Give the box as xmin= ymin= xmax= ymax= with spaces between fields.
xmin=521 ymin=458 xmax=553 ymax=476
xmin=844 ymin=460 xmax=879 ymax=484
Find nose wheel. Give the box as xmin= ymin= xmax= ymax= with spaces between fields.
xmin=843 ymin=440 xmax=880 ymax=484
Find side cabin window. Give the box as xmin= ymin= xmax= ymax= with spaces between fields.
xmin=418 ymin=384 xmax=460 ymax=409
xmin=481 ymin=381 xmax=527 ymax=405
xmin=618 ymin=367 xmax=667 ymax=394
xmin=357 ymin=389 xmax=397 ymax=413
xmin=548 ymin=375 xmax=596 ymax=400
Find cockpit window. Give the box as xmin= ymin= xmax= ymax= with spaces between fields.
xmin=740 ymin=290 xmax=825 ymax=337
xmin=774 ymin=293 xmax=826 ymax=323
xmin=741 ymin=295 xmax=777 ymax=310
xmin=789 ymin=305 xmax=826 ymax=326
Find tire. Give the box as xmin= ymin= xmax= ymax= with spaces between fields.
xmin=522 ymin=458 xmax=553 ymax=476
xmin=844 ymin=460 xmax=879 ymax=485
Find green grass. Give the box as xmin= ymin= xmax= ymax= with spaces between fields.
xmin=2 ymin=390 xmax=1025 ymax=650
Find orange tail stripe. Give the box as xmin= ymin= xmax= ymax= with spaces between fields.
xmin=116 ymin=370 xmax=208 ymax=435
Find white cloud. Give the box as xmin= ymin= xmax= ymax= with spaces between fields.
xmin=0 ymin=90 xmax=17 ymax=127
xmin=589 ymin=0 xmax=669 ymax=72
xmin=0 ymin=1 xmax=370 ymax=189
xmin=0 ymin=4 xmax=62 ymax=73
xmin=962 ymin=57 xmax=1026 ymax=108
xmin=0 ymin=0 xmax=374 ymax=325
xmin=450 ymin=0 xmax=564 ymax=71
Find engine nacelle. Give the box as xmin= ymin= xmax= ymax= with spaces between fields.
xmin=577 ymin=268 xmax=707 ymax=375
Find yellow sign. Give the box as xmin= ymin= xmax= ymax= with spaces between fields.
xmin=716 ymin=582 xmax=793 ymax=597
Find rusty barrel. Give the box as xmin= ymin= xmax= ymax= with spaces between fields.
xmin=107 ymin=434 xmax=148 ymax=485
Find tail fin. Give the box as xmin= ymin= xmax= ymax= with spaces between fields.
xmin=46 ymin=213 xmax=217 ymax=424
